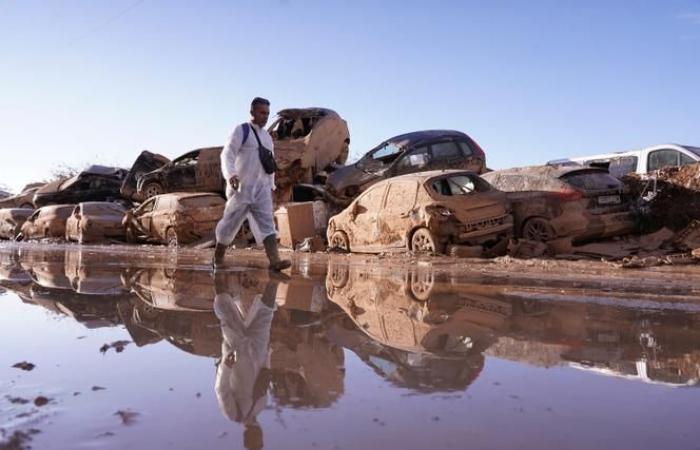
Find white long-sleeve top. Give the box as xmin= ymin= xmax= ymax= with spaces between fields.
xmin=221 ymin=122 xmax=275 ymax=191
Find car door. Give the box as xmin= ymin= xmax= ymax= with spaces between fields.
xmin=134 ymin=198 xmax=157 ymax=236
xmin=196 ymin=148 xmax=225 ymax=192
xmin=346 ymin=184 xmax=388 ymax=251
xmin=166 ymin=153 xmax=199 ymax=191
xmin=390 ymin=145 xmax=430 ymax=177
xmin=378 ymin=180 xmax=419 ymax=249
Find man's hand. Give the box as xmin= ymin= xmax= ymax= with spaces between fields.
xmin=229 ymin=175 xmax=240 ymax=190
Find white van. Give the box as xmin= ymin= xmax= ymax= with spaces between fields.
xmin=551 ymin=144 xmax=700 ymax=178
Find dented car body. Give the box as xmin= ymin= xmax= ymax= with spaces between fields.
xmin=124 ymin=193 xmax=224 ymax=246
xmin=0 ymin=208 xmax=33 ymax=240
xmin=327 ymin=170 xmax=512 ymax=254
xmin=19 ymin=204 xmax=74 ymax=240
xmin=326 ymin=130 xmax=486 ymax=204
xmin=65 ymin=202 xmax=127 ymax=244
xmin=120 ymin=150 xmax=171 ymax=201
xmin=33 ymin=166 xmax=127 ymax=207
xmin=0 ymin=183 xmax=44 ymax=209
xmin=482 ymin=165 xmax=636 ymax=243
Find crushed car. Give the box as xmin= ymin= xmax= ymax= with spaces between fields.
xmin=325 ymin=130 xmax=486 ymax=205
xmin=17 ymin=204 xmax=74 ymax=241
xmin=123 ymin=192 xmax=225 ymax=246
xmin=0 ymin=208 xmax=33 ymax=240
xmin=120 ymin=150 xmax=171 ymax=201
xmin=0 ymin=182 xmax=44 ymax=209
xmin=326 ymin=170 xmax=512 ymax=254
xmin=482 ymin=165 xmax=636 ymax=243
xmin=65 ymin=202 xmax=127 ymax=244
xmin=33 ymin=166 xmax=127 ymax=207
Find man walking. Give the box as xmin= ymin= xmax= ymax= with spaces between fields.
xmin=213 ymin=97 xmax=291 ymax=272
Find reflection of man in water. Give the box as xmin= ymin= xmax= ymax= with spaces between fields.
xmin=214 ymin=272 xmax=279 ymax=450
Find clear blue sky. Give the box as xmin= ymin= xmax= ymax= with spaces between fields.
xmin=1 ymin=0 xmax=699 ymax=192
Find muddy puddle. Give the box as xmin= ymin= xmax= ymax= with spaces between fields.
xmin=1 ymin=242 xmax=700 ymax=450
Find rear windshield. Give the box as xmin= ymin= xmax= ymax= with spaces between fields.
xmin=561 ymin=171 xmax=622 ymax=191
xmin=431 ymin=174 xmax=491 ymax=196
xmin=179 ymin=196 xmax=222 ymax=208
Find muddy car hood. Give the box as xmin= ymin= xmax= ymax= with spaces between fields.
xmin=121 ymin=151 xmax=171 ymax=200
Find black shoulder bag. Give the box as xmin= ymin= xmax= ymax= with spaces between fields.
xmin=249 ymin=125 xmax=277 ymax=175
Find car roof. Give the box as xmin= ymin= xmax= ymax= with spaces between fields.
xmin=483 ymin=164 xmax=608 ymax=179
xmin=37 ymin=204 xmax=75 ymax=212
xmin=568 ymin=143 xmax=700 ymax=162
xmin=83 ymin=165 xmax=126 ymax=176
xmin=383 ymin=130 xmax=470 ymax=149
xmin=276 ymin=107 xmax=340 ymax=119
xmin=368 ymin=170 xmax=481 ymax=186
xmin=155 ymin=192 xmax=223 ymax=201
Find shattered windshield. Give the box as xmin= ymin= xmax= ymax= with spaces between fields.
xmin=562 ymin=171 xmax=622 ymax=191
xmin=359 ymin=143 xmax=403 ymax=170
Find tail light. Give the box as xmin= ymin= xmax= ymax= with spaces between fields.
xmin=552 ymin=189 xmax=583 ymax=201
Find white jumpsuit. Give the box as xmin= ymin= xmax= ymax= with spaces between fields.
xmin=215 ymin=122 xmax=277 ymax=246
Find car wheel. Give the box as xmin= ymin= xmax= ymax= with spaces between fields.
xmin=411 ymin=227 xmax=443 ymax=254
xmin=522 ymin=217 xmax=556 ymax=242
xmin=409 ymin=270 xmax=434 ymax=301
xmin=143 ymin=182 xmax=164 ymax=198
xmin=166 ymin=227 xmax=179 ymax=247
xmin=329 ymin=231 xmax=350 ymax=252
xmin=19 ymin=203 xmax=33 ymax=209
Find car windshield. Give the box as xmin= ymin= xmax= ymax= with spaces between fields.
xmin=358 ymin=143 xmax=404 ymax=170
xmin=561 ymin=170 xmax=622 ymax=191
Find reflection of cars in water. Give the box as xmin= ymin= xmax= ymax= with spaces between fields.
xmin=327 ymin=170 xmax=512 ymax=254
xmin=124 ymin=193 xmax=225 ymax=246
xmin=65 ymin=202 xmax=127 ymax=244
xmin=63 ymin=247 xmax=129 ymax=295
xmin=482 ymin=165 xmax=636 ymax=243
xmin=33 ymin=166 xmax=127 ymax=207
xmin=326 ymin=129 xmax=486 ymax=204
xmin=0 ymin=208 xmax=33 ymax=240
xmin=0 ymin=182 xmax=44 ymax=209
xmin=18 ymin=205 xmax=74 ymax=240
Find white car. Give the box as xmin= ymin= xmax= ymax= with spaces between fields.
xmin=550 ymin=143 xmax=700 ymax=178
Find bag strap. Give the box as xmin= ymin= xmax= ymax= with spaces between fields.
xmin=241 ymin=123 xmax=250 ymax=145
xmin=249 ymin=124 xmax=264 ymax=147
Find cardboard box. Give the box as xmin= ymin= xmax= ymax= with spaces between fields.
xmin=274 ymin=202 xmax=316 ymax=248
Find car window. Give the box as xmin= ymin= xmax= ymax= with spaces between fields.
xmin=394 ymin=146 xmax=429 ymax=171
xmin=371 ymin=144 xmax=403 ymax=162
xmin=680 ymin=153 xmax=695 ymax=165
xmin=432 ymin=174 xmax=489 ymax=196
xmin=139 ymin=198 xmax=156 ymax=214
xmin=457 ymin=141 xmax=473 ymax=156
xmin=561 ymin=171 xmax=622 ymax=191
xmin=648 ymin=149 xmax=681 ymax=171
xmin=430 ymin=141 xmax=462 ymax=160
xmin=356 ymin=185 xmax=385 ymax=210
xmin=607 ymin=156 xmax=638 ymax=178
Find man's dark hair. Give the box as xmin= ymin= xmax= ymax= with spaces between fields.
xmin=251 ymin=97 xmax=270 ymax=109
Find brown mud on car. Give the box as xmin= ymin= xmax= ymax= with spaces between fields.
xmin=65 ymin=202 xmax=127 ymax=244
xmin=326 ymin=130 xmax=486 ymax=205
xmin=482 ymin=165 xmax=636 ymax=243
xmin=17 ymin=204 xmax=74 ymax=241
xmin=120 ymin=150 xmax=171 ymax=201
xmin=0 ymin=182 xmax=44 ymax=209
xmin=123 ymin=192 xmax=224 ymax=246
xmin=33 ymin=166 xmax=127 ymax=207
xmin=326 ymin=170 xmax=512 ymax=254
xmin=0 ymin=208 xmax=33 ymax=240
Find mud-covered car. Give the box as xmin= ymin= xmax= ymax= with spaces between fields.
xmin=326 ymin=130 xmax=486 ymax=204
xmin=327 ymin=170 xmax=512 ymax=254
xmin=0 ymin=182 xmax=44 ymax=209
xmin=33 ymin=166 xmax=127 ymax=207
xmin=482 ymin=165 xmax=636 ymax=243
xmin=0 ymin=208 xmax=33 ymax=240
xmin=123 ymin=192 xmax=224 ymax=246
xmin=18 ymin=204 xmax=74 ymax=241
xmin=65 ymin=202 xmax=127 ymax=244
xmin=120 ymin=150 xmax=171 ymax=201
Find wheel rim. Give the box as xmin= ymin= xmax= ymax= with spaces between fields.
xmin=412 ymin=230 xmax=435 ymax=253
xmin=145 ymin=184 xmax=163 ymax=198
xmin=331 ymin=232 xmax=348 ymax=250
xmin=524 ymin=219 xmax=554 ymax=242
xmin=410 ymin=271 xmax=434 ymax=300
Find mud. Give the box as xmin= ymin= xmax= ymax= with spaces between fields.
xmin=1 ymin=242 xmax=700 ymax=449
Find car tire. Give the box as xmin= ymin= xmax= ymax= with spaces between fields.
xmin=166 ymin=227 xmax=179 ymax=247
xmin=143 ymin=182 xmax=164 ymax=199
xmin=410 ymin=227 xmax=443 ymax=254
xmin=408 ymin=270 xmax=434 ymax=301
xmin=521 ymin=217 xmax=556 ymax=242
xmin=328 ymin=231 xmax=350 ymax=252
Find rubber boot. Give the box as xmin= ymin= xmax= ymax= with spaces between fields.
xmin=212 ymin=243 xmax=227 ymax=270
xmin=263 ymin=235 xmax=291 ymax=272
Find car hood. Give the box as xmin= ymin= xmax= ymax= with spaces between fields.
xmin=35 ymin=178 xmax=68 ymax=195
xmin=327 ymin=163 xmax=381 ymax=194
